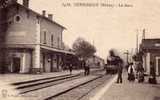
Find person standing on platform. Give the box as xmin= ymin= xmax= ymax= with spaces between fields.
xmin=85 ymin=60 xmax=90 ymax=75
xmin=128 ymin=63 xmax=136 ymax=82
xmin=116 ymin=58 xmax=123 ymax=83
xmin=69 ymin=63 xmax=73 ymax=74
xmin=82 ymin=60 xmax=87 ymax=76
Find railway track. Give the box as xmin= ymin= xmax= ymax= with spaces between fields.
xmin=75 ymin=75 xmax=112 ymax=100
xmin=12 ymin=69 xmax=105 ymax=100
xmin=48 ymin=71 xmax=111 ymax=100
xmin=15 ymin=74 xmax=82 ymax=94
xmin=46 ymin=74 xmax=104 ymax=100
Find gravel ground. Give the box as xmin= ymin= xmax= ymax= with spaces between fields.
xmin=52 ymin=74 xmax=114 ymax=100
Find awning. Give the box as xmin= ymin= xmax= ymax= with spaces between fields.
xmin=41 ymin=45 xmax=75 ymax=55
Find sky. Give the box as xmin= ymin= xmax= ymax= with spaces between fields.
xmin=17 ymin=0 xmax=160 ymax=59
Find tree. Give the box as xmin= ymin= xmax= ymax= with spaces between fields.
xmin=72 ymin=37 xmax=96 ymax=60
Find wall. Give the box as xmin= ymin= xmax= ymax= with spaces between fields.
xmin=23 ymin=51 xmax=32 ymax=73
xmin=150 ymin=51 xmax=160 ymax=75
xmin=7 ymin=49 xmax=32 ymax=73
xmin=40 ymin=51 xmax=63 ymax=72
xmin=5 ymin=5 xmax=37 ymax=45
xmin=40 ymin=18 xmax=63 ymax=49
xmin=143 ymin=49 xmax=160 ymax=75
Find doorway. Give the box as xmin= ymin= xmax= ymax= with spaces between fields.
xmin=12 ymin=57 xmax=21 ymax=73
xmin=156 ymin=57 xmax=160 ymax=76
xmin=157 ymin=59 xmax=160 ymax=75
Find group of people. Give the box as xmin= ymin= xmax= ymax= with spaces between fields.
xmin=65 ymin=60 xmax=90 ymax=75
xmin=127 ymin=62 xmax=144 ymax=82
xmin=125 ymin=61 xmax=157 ymax=84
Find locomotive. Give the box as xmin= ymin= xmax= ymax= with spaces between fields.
xmin=105 ymin=56 xmax=120 ymax=74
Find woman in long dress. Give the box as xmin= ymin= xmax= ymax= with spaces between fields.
xmin=128 ymin=63 xmax=136 ymax=81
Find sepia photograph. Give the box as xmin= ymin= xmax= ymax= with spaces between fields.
xmin=0 ymin=0 xmax=160 ymax=100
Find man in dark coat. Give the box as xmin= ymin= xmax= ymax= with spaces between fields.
xmin=82 ymin=60 xmax=87 ymax=76
xmin=116 ymin=57 xmax=123 ymax=83
xmin=69 ymin=63 xmax=73 ymax=74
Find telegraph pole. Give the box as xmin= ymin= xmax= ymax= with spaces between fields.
xmin=142 ymin=28 xmax=146 ymax=44
xmin=136 ymin=33 xmax=139 ymax=53
xmin=124 ymin=50 xmax=129 ymax=64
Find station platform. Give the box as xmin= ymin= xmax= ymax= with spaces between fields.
xmin=0 ymin=70 xmax=83 ymax=84
xmin=92 ymin=72 xmax=160 ymax=100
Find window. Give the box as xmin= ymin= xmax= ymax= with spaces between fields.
xmin=15 ymin=15 xmax=21 ymax=22
xmin=26 ymin=10 xmax=30 ymax=18
xmin=57 ymin=37 xmax=60 ymax=48
xmin=36 ymin=15 xmax=40 ymax=24
xmin=51 ymin=34 xmax=54 ymax=46
xmin=43 ymin=31 xmax=46 ymax=44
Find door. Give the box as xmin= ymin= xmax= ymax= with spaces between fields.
xmin=50 ymin=55 xmax=53 ymax=72
xmin=56 ymin=55 xmax=59 ymax=69
xmin=156 ymin=57 xmax=160 ymax=76
xmin=42 ymin=54 xmax=46 ymax=72
xmin=158 ymin=59 xmax=160 ymax=75
xmin=12 ymin=57 xmax=21 ymax=73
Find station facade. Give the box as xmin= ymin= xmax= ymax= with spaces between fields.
xmin=140 ymin=39 xmax=160 ymax=75
xmin=0 ymin=0 xmax=74 ymax=73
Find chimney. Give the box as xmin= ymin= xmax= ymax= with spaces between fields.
xmin=48 ymin=14 xmax=53 ymax=20
xmin=23 ymin=0 xmax=29 ymax=8
xmin=42 ymin=10 xmax=46 ymax=17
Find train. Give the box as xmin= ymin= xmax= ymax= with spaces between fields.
xmin=105 ymin=56 xmax=120 ymax=74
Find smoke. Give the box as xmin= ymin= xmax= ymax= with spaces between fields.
xmin=109 ymin=49 xmax=120 ymax=57
xmin=107 ymin=48 xmax=125 ymax=63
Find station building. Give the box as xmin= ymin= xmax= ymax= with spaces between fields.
xmin=87 ymin=55 xmax=105 ymax=68
xmin=0 ymin=0 xmax=74 ymax=73
xmin=140 ymin=38 xmax=160 ymax=76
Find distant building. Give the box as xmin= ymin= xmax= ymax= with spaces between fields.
xmin=140 ymin=38 xmax=160 ymax=75
xmin=0 ymin=0 xmax=74 ymax=73
xmin=87 ymin=55 xmax=105 ymax=68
